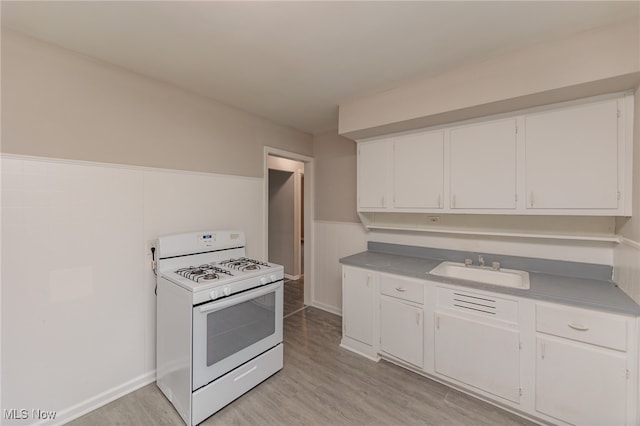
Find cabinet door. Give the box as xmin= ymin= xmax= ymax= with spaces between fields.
xmin=380 ymin=297 xmax=423 ymax=367
xmin=525 ymin=99 xmax=619 ymax=209
xmin=342 ymin=267 xmax=375 ymax=346
xmin=358 ymin=140 xmax=392 ymax=209
xmin=435 ymin=312 xmax=520 ymax=402
xmin=536 ymin=336 xmax=627 ymax=425
xmin=394 ymin=131 xmax=444 ymax=209
xmin=449 ymin=120 xmax=517 ymax=209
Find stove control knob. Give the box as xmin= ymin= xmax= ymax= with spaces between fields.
xmin=210 ymin=289 xmax=218 ymax=300
xmin=270 ymin=274 xmax=277 ymax=282
xmin=260 ymin=276 xmax=268 ymax=285
xmin=223 ymin=287 xmax=231 ymax=296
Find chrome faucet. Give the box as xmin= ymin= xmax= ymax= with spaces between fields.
xmin=478 ymin=255 xmax=485 ymax=267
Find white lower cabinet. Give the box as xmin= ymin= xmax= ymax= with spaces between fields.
xmin=380 ymin=297 xmax=423 ymax=367
xmin=536 ymin=335 xmax=627 ymax=425
xmin=434 ymin=312 xmax=521 ymax=403
xmin=340 ymin=267 xmax=638 ymax=425
xmin=379 ymin=273 xmax=425 ymax=367
xmin=534 ymin=302 xmax=636 ymax=425
xmin=434 ymin=287 xmax=521 ymax=403
xmin=340 ymin=266 xmax=378 ymax=359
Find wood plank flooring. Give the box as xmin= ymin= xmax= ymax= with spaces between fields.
xmin=283 ymin=277 xmax=304 ymax=317
xmin=69 ymin=307 xmax=536 ymax=426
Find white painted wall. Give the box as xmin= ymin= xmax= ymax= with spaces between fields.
xmin=367 ymin=231 xmax=615 ymax=266
xmin=312 ymin=221 xmax=368 ymax=315
xmin=1 ymin=155 xmax=264 ymax=425
xmin=269 ymin=169 xmax=295 ymax=275
xmin=613 ymin=82 xmax=640 ymax=304
xmin=614 ymin=239 xmax=640 ymax=305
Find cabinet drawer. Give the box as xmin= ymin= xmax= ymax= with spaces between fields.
xmin=436 ymin=287 xmax=518 ymax=325
xmin=536 ymin=303 xmax=628 ymax=351
xmin=380 ymin=275 xmax=424 ymax=304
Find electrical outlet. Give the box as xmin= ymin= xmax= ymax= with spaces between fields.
xmin=427 ymin=216 xmax=440 ymax=224
xmin=146 ymin=239 xmax=157 ymax=255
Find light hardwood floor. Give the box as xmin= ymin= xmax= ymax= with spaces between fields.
xmin=69 ymin=307 xmax=535 ymax=426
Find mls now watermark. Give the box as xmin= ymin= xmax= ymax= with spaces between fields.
xmin=4 ymin=408 xmax=57 ymax=420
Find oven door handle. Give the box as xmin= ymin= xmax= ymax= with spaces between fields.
xmin=198 ymin=281 xmax=281 ymax=314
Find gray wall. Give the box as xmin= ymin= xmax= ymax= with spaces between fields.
xmin=269 ymin=169 xmax=295 ymax=274
xmin=313 ymin=130 xmax=359 ymax=223
xmin=1 ymin=30 xmax=313 ymax=178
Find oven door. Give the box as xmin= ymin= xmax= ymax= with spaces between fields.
xmin=192 ymin=281 xmax=283 ymax=390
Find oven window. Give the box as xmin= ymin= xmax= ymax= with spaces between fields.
xmin=206 ymin=292 xmax=276 ymax=366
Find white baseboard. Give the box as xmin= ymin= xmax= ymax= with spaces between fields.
xmin=35 ymin=371 xmax=156 ymax=426
xmin=311 ymin=300 xmax=342 ymax=316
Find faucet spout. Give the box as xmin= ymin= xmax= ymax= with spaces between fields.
xmin=478 ymin=255 xmax=485 ymax=267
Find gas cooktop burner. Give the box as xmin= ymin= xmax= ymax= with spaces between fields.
xmin=176 ymin=264 xmax=234 ymax=282
xmin=201 ymin=273 xmax=218 ymax=281
xmin=219 ymin=257 xmax=270 ymax=272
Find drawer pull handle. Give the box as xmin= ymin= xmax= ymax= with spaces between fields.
xmin=234 ymin=365 xmax=257 ymax=382
xmin=395 ymin=287 xmax=407 ymax=292
xmin=568 ymin=322 xmax=589 ymax=331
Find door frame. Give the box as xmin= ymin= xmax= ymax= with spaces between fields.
xmin=263 ymin=147 xmax=313 ymax=307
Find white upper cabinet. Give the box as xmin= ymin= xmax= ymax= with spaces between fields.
xmin=356 ymin=92 xmax=633 ymax=217
xmin=449 ymin=120 xmax=517 ymax=209
xmin=358 ymin=130 xmax=444 ymax=211
xmin=394 ymin=131 xmax=444 ymax=209
xmin=524 ymin=99 xmax=620 ymax=211
xmin=358 ymin=139 xmax=392 ymax=209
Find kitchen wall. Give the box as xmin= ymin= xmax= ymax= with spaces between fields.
xmin=2 ymin=30 xmax=312 ymax=177
xmin=311 ymin=130 xmax=364 ymax=313
xmin=339 ymin=18 xmax=640 ymax=139
xmin=313 ymin=17 xmax=640 ymax=315
xmin=1 ymin=31 xmax=312 ymax=425
xmin=313 ymin=130 xmax=358 ymax=223
xmin=614 ymin=85 xmax=640 ymax=304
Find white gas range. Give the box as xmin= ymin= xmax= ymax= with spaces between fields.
xmin=155 ymin=230 xmax=283 ymax=426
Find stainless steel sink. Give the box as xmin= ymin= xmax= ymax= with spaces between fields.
xmin=429 ymin=261 xmax=530 ymax=289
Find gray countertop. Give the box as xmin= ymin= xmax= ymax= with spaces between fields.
xmin=339 ymin=243 xmax=640 ymax=316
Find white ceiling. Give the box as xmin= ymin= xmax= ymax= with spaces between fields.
xmin=2 ymin=1 xmax=638 ymax=135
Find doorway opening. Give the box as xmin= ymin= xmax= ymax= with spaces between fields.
xmin=264 ymin=149 xmax=312 ymax=317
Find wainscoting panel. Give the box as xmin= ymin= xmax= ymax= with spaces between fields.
xmin=312 ymin=221 xmax=368 ymax=315
xmin=1 ymin=155 xmax=263 ymax=425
